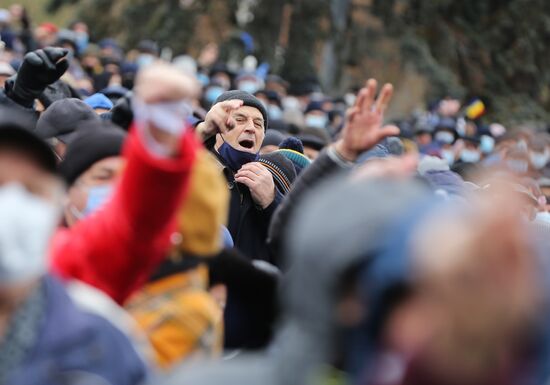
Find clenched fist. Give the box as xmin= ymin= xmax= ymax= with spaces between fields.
xmin=6 ymin=47 xmax=69 ymax=107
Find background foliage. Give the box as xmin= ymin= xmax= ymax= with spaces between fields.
xmin=12 ymin=0 xmax=550 ymax=124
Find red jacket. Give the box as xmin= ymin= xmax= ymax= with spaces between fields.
xmin=50 ymin=125 xmax=198 ymax=304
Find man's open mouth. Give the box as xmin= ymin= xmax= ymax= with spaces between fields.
xmin=239 ymin=139 xmax=255 ymax=149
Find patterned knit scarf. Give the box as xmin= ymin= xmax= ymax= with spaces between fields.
xmin=0 ymin=280 xmax=46 ymax=383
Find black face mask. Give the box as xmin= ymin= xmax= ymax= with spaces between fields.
xmin=217 ymin=140 xmax=258 ymax=172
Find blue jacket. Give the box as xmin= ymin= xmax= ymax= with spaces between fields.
xmin=6 ymin=276 xmax=147 ymax=385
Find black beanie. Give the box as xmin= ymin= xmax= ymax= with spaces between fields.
xmin=59 ymin=121 xmax=126 ymax=186
xmin=36 ymin=98 xmax=100 ymax=144
xmin=214 ymin=90 xmax=268 ymax=130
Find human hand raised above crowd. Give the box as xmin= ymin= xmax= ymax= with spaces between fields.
xmin=196 ymin=99 xmax=244 ymax=140
xmin=334 ymin=79 xmax=400 ymax=162
xmin=6 ymin=47 xmax=69 ymax=106
xmin=133 ymin=63 xmax=199 ymax=157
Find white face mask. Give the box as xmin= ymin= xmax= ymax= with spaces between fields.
xmin=0 ymin=183 xmax=59 ymax=284
xmin=440 ymin=149 xmax=456 ymax=166
xmin=460 ymin=149 xmax=481 ymax=163
xmin=536 ymin=211 xmax=550 ymax=224
xmin=530 ymin=150 xmax=550 ymax=170
xmin=305 ymin=114 xmax=328 ymax=129
xmin=434 ymin=131 xmax=455 ymax=145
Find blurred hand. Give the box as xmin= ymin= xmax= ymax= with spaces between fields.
xmin=196 ymin=99 xmax=244 ymax=140
xmin=235 ymin=162 xmax=275 ymax=209
xmin=134 ymin=63 xmax=199 ymax=157
xmin=134 ymin=63 xmax=199 ymax=104
xmin=334 ymin=79 xmax=400 ymax=161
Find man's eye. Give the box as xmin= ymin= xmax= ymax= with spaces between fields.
xmin=93 ymin=174 xmax=112 ymax=182
xmin=235 ymin=117 xmax=246 ymax=123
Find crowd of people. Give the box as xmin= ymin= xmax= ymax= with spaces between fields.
xmin=2 ymin=4 xmax=550 ymax=385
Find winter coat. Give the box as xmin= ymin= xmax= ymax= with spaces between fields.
xmin=205 ymin=138 xmax=281 ymax=262
xmin=6 ymin=275 xmax=146 ymax=385
xmin=50 ymin=125 xmax=198 ymax=304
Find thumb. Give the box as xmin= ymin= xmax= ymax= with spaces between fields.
xmin=376 ymin=124 xmax=400 ymax=141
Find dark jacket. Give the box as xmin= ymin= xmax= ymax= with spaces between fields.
xmin=268 ymin=147 xmax=353 ymax=265
xmin=6 ymin=275 xmax=147 ymax=385
xmin=206 ymin=137 xmax=282 ymax=262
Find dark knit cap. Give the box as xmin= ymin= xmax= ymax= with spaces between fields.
xmin=262 ymin=129 xmax=286 ymax=148
xmin=279 ymin=136 xmax=304 ymax=154
xmin=36 ymin=98 xmax=100 ymax=144
xmin=59 ymin=121 xmax=126 ymax=185
xmin=215 ymin=90 xmax=268 ymax=130
xmin=0 ymin=108 xmax=56 ymax=174
xmin=259 ymin=152 xmax=297 ymax=195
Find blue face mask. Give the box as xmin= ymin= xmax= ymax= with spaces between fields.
xmin=218 ymin=141 xmax=259 ymax=172
xmin=269 ymin=105 xmax=283 ymax=121
xmin=460 ymin=149 xmax=481 ymax=163
xmin=238 ymin=81 xmax=260 ymax=94
xmin=136 ymin=54 xmax=155 ymax=68
xmin=205 ymin=86 xmax=225 ymax=104
xmin=530 ymin=151 xmax=549 ymax=170
xmin=71 ymin=185 xmax=114 ymax=220
xmin=480 ymin=135 xmax=495 ymax=154
xmin=435 ymin=131 xmax=455 ymax=145
xmin=440 ymin=149 xmax=456 ymax=166
xmin=305 ymin=114 xmax=328 ymax=129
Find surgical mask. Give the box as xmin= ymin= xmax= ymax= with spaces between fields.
xmin=136 ymin=54 xmax=155 ymax=68
xmin=536 ymin=211 xmax=550 ymax=224
xmin=282 ymin=97 xmax=301 ymax=111
xmin=205 ymin=86 xmax=225 ymax=104
xmin=0 ymin=183 xmax=59 ymax=284
xmin=507 ymin=159 xmax=529 ymax=174
xmin=460 ymin=149 xmax=481 ymax=163
xmin=75 ymin=32 xmax=89 ymax=54
xmin=217 ymin=141 xmax=259 ymax=172
xmin=480 ymin=135 xmax=495 ymax=154
xmin=517 ymin=139 xmax=528 ymax=152
xmin=71 ymin=184 xmax=114 ymax=220
xmin=530 ymin=151 xmax=549 ymax=170
xmin=305 ymin=114 xmax=328 ymax=129
xmin=440 ymin=149 xmax=456 ymax=166
xmin=133 ymin=98 xmax=192 ymax=135
xmin=211 ymin=76 xmax=230 ymax=90
xmin=268 ymin=105 xmax=283 ymax=121
xmin=455 ymin=118 xmax=466 ymax=137
xmin=434 ymin=131 xmax=454 ymax=144
xmin=238 ymin=80 xmax=260 ymax=94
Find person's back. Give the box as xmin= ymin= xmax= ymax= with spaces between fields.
xmin=6 ymin=276 xmax=146 ymax=385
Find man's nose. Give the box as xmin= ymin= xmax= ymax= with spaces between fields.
xmin=243 ymin=121 xmax=255 ymax=133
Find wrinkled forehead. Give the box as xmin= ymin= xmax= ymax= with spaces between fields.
xmin=230 ymin=105 xmax=264 ymax=122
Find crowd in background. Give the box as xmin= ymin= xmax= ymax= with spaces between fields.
xmin=2 ymin=3 xmax=550 ymax=385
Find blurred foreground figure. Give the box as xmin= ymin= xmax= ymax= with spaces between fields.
xmin=0 ymin=116 xmax=146 ymax=385
xmin=356 ymin=186 xmax=550 ymax=385
xmin=126 ymin=149 xmax=228 ymax=370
